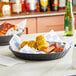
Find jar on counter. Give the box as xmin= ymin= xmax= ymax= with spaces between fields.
xmin=36 ymin=0 xmax=40 ymax=12
xmin=50 ymin=0 xmax=59 ymax=11
xmin=15 ymin=0 xmax=21 ymax=4
xmin=2 ymin=2 xmax=11 ymax=16
xmin=39 ymin=0 xmax=48 ymax=12
xmin=59 ymin=0 xmax=66 ymax=10
xmin=13 ymin=3 xmax=22 ymax=14
xmin=27 ymin=0 xmax=37 ymax=12
xmin=12 ymin=0 xmax=22 ymax=14
xmin=1 ymin=0 xmax=9 ymax=2
xmin=0 ymin=2 xmax=3 ymax=16
xmin=26 ymin=2 xmax=30 ymax=12
xmin=48 ymin=0 xmax=50 ymax=11
xmin=21 ymin=0 xmax=26 ymax=12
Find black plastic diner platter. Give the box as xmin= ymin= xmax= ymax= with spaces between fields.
xmin=0 ymin=30 xmax=23 ymax=46
xmin=9 ymin=42 xmax=70 ymax=60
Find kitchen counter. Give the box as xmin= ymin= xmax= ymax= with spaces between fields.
xmin=0 ymin=7 xmax=76 ymax=20
xmin=0 ymin=10 xmax=65 ymax=20
xmin=0 ymin=31 xmax=76 ymax=76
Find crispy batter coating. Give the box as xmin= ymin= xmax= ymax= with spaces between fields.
xmin=21 ymin=41 xmax=29 ymax=48
xmin=37 ymin=42 xmax=49 ymax=50
xmin=21 ymin=41 xmax=37 ymax=49
xmin=33 ymin=42 xmax=37 ymax=49
xmin=36 ymin=35 xmax=49 ymax=50
xmin=21 ymin=35 xmax=49 ymax=51
xmin=28 ymin=41 xmax=36 ymax=48
xmin=36 ymin=35 xmax=46 ymax=41
xmin=36 ymin=39 xmax=46 ymax=46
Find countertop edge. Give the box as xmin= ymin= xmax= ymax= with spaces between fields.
xmin=0 ymin=12 xmax=76 ymax=20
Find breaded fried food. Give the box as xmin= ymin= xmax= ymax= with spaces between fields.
xmin=37 ymin=42 xmax=49 ymax=50
xmin=36 ymin=39 xmax=46 ymax=46
xmin=21 ymin=41 xmax=37 ymax=49
xmin=21 ymin=41 xmax=29 ymax=48
xmin=36 ymin=35 xmax=46 ymax=41
xmin=33 ymin=42 xmax=37 ymax=49
xmin=28 ymin=41 xmax=36 ymax=48
xmin=36 ymin=35 xmax=49 ymax=50
xmin=21 ymin=35 xmax=49 ymax=51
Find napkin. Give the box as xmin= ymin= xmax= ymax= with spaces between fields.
xmin=20 ymin=45 xmax=36 ymax=53
xmin=0 ymin=55 xmax=23 ymax=66
xmin=10 ymin=34 xmax=21 ymax=51
xmin=44 ymin=30 xmax=62 ymax=42
xmin=16 ymin=19 xmax=27 ymax=30
xmin=20 ymin=45 xmax=45 ymax=54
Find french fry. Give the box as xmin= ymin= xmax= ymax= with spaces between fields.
xmin=58 ymin=48 xmax=64 ymax=52
xmin=53 ymin=47 xmax=64 ymax=53
xmin=54 ymin=42 xmax=59 ymax=48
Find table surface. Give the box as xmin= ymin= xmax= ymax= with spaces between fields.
xmin=0 ymin=31 xmax=76 ymax=76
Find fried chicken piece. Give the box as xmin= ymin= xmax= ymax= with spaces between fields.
xmin=21 ymin=41 xmax=29 ymax=48
xmin=36 ymin=35 xmax=46 ymax=41
xmin=36 ymin=39 xmax=47 ymax=46
xmin=33 ymin=42 xmax=37 ymax=49
xmin=36 ymin=35 xmax=49 ymax=50
xmin=37 ymin=42 xmax=49 ymax=50
xmin=28 ymin=41 xmax=36 ymax=48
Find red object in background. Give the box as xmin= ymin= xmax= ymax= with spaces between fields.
xmin=10 ymin=2 xmax=13 ymax=14
xmin=21 ymin=0 xmax=25 ymax=12
xmin=36 ymin=3 xmax=40 ymax=12
xmin=26 ymin=3 xmax=30 ymax=12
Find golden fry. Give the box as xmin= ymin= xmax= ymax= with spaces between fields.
xmin=38 ymin=44 xmax=48 ymax=51
xmin=36 ymin=39 xmax=46 ymax=46
xmin=36 ymin=35 xmax=49 ymax=50
xmin=36 ymin=35 xmax=46 ymax=41
xmin=28 ymin=41 xmax=36 ymax=48
xmin=21 ymin=41 xmax=29 ymax=48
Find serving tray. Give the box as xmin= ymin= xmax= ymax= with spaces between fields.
xmin=9 ymin=42 xmax=70 ymax=60
xmin=0 ymin=30 xmax=23 ymax=46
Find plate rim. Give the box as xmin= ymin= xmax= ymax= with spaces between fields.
xmin=9 ymin=42 xmax=67 ymax=55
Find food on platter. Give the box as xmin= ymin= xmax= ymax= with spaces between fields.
xmin=21 ymin=35 xmax=49 ymax=51
xmin=40 ymin=46 xmax=55 ymax=53
xmin=20 ymin=35 xmax=64 ymax=54
xmin=36 ymin=35 xmax=49 ymax=50
xmin=0 ymin=22 xmax=17 ymax=36
xmin=21 ymin=41 xmax=37 ymax=49
xmin=28 ymin=41 xmax=37 ymax=48
xmin=21 ymin=41 xmax=29 ymax=48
